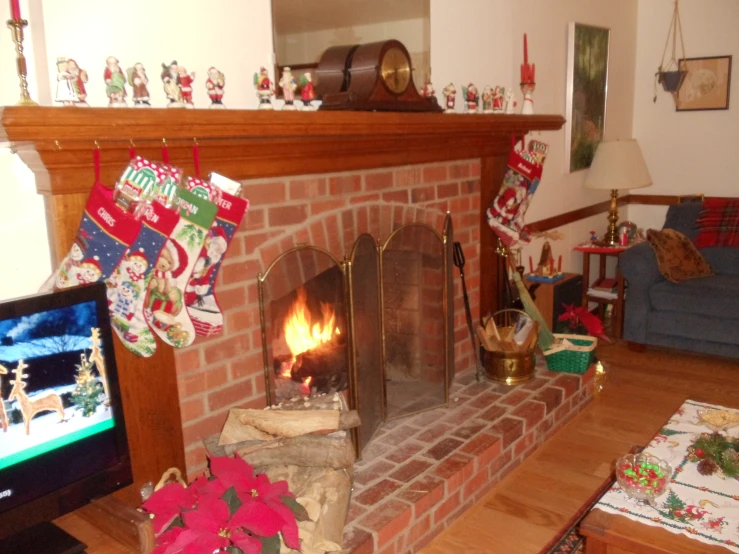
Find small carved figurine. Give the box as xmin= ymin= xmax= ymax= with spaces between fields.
xmin=505 ymin=89 xmax=517 ymax=114
xmin=482 ymin=86 xmax=494 ymax=113
xmin=177 ymin=66 xmax=195 ymax=108
xmin=279 ymin=67 xmax=297 ymax=110
xmin=104 ymin=56 xmax=127 ymax=107
xmin=492 ymin=86 xmax=505 ymax=113
xmin=206 ymin=67 xmax=225 ymax=109
xmin=55 ymin=58 xmax=76 ymax=106
xmin=521 ymin=82 xmax=535 ymax=115
xmin=254 ymin=67 xmax=274 ymax=110
xmin=300 ymin=72 xmax=316 ymax=110
xmin=442 ymin=82 xmax=456 ymax=113
xmin=462 ymin=83 xmax=479 ymax=113
xmin=67 ymin=59 xmax=88 ymax=105
xmin=127 ymin=63 xmax=150 ymax=107
xmin=422 ymin=78 xmax=435 ymax=99
xmin=161 ymin=61 xmax=183 ymax=108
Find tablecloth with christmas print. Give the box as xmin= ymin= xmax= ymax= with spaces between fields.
xmin=592 ymin=399 xmax=739 ymax=552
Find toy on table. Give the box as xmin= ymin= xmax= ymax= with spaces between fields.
xmin=104 ymin=56 xmax=127 ymax=107
xmin=254 ymin=66 xmax=274 ymax=110
xmin=127 ymin=63 xmax=150 ymax=107
xmin=462 ymin=83 xmax=479 ymax=113
xmin=206 ymin=67 xmax=225 ymax=109
xmin=279 ymin=66 xmax=297 ymax=110
xmin=300 ymin=72 xmax=316 ymax=110
xmin=442 ymin=82 xmax=456 ymax=113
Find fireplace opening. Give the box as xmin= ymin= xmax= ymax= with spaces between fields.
xmin=258 ymin=215 xmax=453 ymax=456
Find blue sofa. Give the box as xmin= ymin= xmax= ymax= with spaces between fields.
xmin=619 ymin=202 xmax=739 ymax=359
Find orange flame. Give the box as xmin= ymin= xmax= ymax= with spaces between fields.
xmin=304 ymin=376 xmax=312 ymax=387
xmin=284 ymin=288 xmax=340 ymax=357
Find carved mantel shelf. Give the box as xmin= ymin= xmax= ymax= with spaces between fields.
xmin=0 ymin=106 xmax=565 ymax=502
xmin=0 ymin=106 xmax=565 ymax=195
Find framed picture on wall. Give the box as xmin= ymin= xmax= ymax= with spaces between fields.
xmin=676 ymin=56 xmax=732 ymax=111
xmin=565 ymin=23 xmax=611 ymax=173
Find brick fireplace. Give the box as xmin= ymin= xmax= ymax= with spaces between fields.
xmin=174 ymin=159 xmax=482 ymax=473
xmin=1 ymin=107 xmax=570 ymax=531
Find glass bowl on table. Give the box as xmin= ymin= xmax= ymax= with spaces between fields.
xmin=697 ymin=408 xmax=739 ymax=432
xmin=616 ymin=452 xmax=672 ymax=506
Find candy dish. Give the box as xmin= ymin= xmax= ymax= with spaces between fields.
xmin=697 ymin=408 xmax=739 ymax=432
xmin=616 ymin=452 xmax=672 ymax=506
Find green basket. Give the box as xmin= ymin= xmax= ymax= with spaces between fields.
xmin=543 ymin=333 xmax=597 ymax=374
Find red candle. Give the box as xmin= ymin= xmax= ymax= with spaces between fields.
xmin=529 ymin=256 xmax=534 ymax=273
xmin=558 ymin=255 xmax=562 ymax=272
xmin=524 ymin=33 xmax=528 ymax=65
xmin=10 ymin=0 xmax=21 ymax=20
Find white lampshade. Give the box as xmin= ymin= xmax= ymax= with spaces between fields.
xmin=584 ymin=139 xmax=652 ymax=191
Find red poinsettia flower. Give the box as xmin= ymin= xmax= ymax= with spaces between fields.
xmin=141 ymin=482 xmax=197 ymax=534
xmin=558 ymin=304 xmax=611 ymax=343
xmin=209 ymin=455 xmax=301 ymax=549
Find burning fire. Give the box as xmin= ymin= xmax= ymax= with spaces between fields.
xmin=284 ymin=287 xmax=340 ymax=358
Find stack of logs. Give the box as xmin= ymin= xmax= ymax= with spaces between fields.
xmin=205 ymin=393 xmax=359 ymax=554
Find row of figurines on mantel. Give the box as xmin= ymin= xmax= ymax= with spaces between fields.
xmin=426 ymin=81 xmax=536 ymax=115
xmin=54 ymin=57 xmax=318 ymax=111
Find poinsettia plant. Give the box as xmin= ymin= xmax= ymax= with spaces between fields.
xmin=557 ymin=303 xmax=611 ymax=343
xmin=141 ymin=455 xmax=307 ymax=554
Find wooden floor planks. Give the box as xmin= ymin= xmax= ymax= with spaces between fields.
xmin=420 ymin=342 xmax=739 ymax=554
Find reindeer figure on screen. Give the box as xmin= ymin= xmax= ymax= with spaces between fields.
xmin=9 ymin=360 xmax=65 ymax=435
xmin=88 ymin=328 xmax=110 ymax=402
xmin=0 ymin=364 xmax=8 ymax=432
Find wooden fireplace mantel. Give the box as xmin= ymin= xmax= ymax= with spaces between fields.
xmin=0 ymin=106 xmax=564 ymax=504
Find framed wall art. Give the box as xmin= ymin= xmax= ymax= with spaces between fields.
xmin=565 ymin=22 xmax=611 ymax=173
xmin=676 ymin=56 xmax=732 ymax=111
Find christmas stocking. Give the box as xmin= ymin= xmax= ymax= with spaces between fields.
xmin=184 ymin=177 xmax=249 ymax=336
xmin=486 ymin=137 xmax=548 ymax=247
xmin=106 ymin=200 xmax=180 ymax=357
xmin=43 ymin=182 xmax=142 ymax=291
xmin=144 ymin=188 xmax=217 ymax=348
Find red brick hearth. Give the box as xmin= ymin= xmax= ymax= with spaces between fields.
xmin=174 ymin=159 xmax=482 ymax=475
xmin=340 ymin=363 xmax=595 ymax=554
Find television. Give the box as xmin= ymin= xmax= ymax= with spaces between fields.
xmin=0 ymin=283 xmax=132 ymax=551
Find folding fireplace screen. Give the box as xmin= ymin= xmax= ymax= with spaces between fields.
xmin=258 ymin=215 xmax=453 ymax=455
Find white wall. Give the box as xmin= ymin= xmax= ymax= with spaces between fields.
xmin=1 ymin=0 xmax=642 ymax=299
xmin=633 ymin=0 xmax=739 ymax=200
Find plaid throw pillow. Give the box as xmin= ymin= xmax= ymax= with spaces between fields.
xmin=694 ymin=198 xmax=739 ymax=248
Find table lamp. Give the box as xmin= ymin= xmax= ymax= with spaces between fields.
xmin=584 ymin=139 xmax=652 ymax=246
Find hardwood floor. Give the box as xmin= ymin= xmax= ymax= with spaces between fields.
xmin=420 ymin=342 xmax=739 ymax=554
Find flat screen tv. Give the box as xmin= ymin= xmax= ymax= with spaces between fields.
xmin=0 ymin=283 xmax=132 ymax=549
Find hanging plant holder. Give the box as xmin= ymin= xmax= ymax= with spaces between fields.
xmin=654 ymin=0 xmax=688 ymax=103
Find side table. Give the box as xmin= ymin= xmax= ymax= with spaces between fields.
xmin=573 ymin=245 xmax=626 ymax=340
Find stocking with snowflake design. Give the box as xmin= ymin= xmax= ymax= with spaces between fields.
xmin=42 ymin=182 xmax=142 ymax=291
xmin=184 ymin=177 xmax=249 ymax=336
xmin=106 ymin=201 xmax=180 ymax=357
xmin=144 ymin=188 xmax=217 ymax=348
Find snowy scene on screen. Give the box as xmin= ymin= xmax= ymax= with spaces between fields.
xmin=0 ymin=301 xmax=114 ymax=470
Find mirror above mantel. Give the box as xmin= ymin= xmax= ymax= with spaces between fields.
xmin=271 ymin=0 xmax=430 ymax=91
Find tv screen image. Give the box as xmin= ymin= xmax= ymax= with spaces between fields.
xmin=0 ymin=284 xmax=132 ymax=544
xmin=0 ymin=301 xmax=113 ymax=471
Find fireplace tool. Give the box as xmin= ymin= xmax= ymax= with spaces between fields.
xmin=453 ymin=241 xmax=484 ymax=382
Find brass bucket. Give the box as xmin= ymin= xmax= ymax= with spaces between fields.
xmin=481 ymin=309 xmax=537 ymax=384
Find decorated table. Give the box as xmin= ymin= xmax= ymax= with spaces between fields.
xmin=581 ymin=399 xmax=739 ymax=553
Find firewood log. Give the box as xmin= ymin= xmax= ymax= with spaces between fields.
xmin=239 ymin=433 xmax=355 ymax=470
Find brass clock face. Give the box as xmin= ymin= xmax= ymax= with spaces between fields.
xmin=380 ymin=47 xmax=411 ymax=94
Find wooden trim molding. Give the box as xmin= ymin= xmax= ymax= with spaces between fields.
xmin=528 ymin=193 xmax=706 ymax=233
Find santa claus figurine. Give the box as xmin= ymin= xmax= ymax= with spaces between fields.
xmin=127 ymin=63 xmax=150 ymax=107
xmin=205 ymin=67 xmax=225 ymax=109
xmin=104 ymin=56 xmax=127 ymax=107
xmin=177 ymin=66 xmax=196 ymax=108
xmin=299 ymin=72 xmax=316 ymax=110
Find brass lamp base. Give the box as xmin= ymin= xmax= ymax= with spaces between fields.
xmin=604 ymin=189 xmax=621 ymax=246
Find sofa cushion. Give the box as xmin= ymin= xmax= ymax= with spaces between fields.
xmin=649 ymin=274 xmax=739 ymax=318
xmin=663 ymin=202 xmax=703 ymax=240
xmin=701 ymin=246 xmax=739 ymax=276
xmin=649 ymin=310 xmax=739 ymax=350
xmin=694 ymin=198 xmax=739 ymax=248
xmin=647 ymin=229 xmax=713 ymax=283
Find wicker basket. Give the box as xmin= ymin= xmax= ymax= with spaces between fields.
xmin=543 ymin=333 xmax=597 ymax=374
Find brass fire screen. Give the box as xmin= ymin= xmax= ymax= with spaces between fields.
xmin=258 ymin=214 xmax=453 ymax=456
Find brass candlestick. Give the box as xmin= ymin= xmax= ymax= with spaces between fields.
xmin=6 ymin=19 xmax=38 ymax=106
